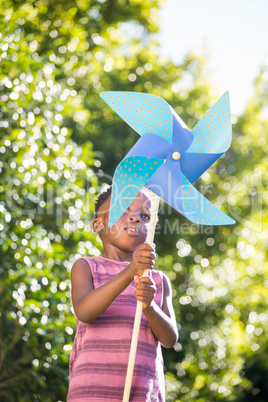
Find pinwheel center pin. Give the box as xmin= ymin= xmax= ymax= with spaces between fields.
xmin=172 ymin=151 xmax=181 ymax=160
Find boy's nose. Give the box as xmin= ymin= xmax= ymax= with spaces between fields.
xmin=128 ymin=214 xmax=140 ymax=223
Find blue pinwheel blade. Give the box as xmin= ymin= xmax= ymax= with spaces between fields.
xmin=125 ymin=132 xmax=172 ymax=160
xmin=187 ymin=91 xmax=232 ymax=154
xmin=109 ymin=156 xmax=164 ymax=227
xmin=181 ymin=173 xmax=235 ymax=225
xmin=146 ymin=155 xmax=184 ymax=214
xmin=170 ymin=106 xmax=193 ymax=153
xmin=100 ymin=91 xmax=173 ymax=144
xmin=180 ymin=152 xmax=221 ymax=184
xmin=180 ymin=92 xmax=232 ymax=183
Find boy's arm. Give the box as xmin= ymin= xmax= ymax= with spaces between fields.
xmin=71 ymin=258 xmax=133 ymax=323
xmin=137 ymin=273 xmax=178 ymax=348
xmin=71 ymin=244 xmax=155 ymax=323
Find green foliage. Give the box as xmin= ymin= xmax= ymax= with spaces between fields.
xmin=157 ymin=65 xmax=268 ymax=401
xmin=1 ymin=0 xmax=268 ymax=401
xmin=0 ymin=3 xmax=99 ymax=400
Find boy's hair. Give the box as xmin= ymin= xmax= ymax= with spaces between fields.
xmin=95 ymin=186 xmax=112 ymax=217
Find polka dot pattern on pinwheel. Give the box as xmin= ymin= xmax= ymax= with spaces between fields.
xmin=100 ymin=91 xmax=173 ymax=144
xmin=181 ymin=173 xmax=235 ymax=225
xmin=109 ymin=155 xmax=164 ymax=227
xmin=188 ymin=91 xmax=232 ymax=154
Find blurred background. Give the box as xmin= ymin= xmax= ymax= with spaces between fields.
xmin=0 ymin=0 xmax=267 ymax=401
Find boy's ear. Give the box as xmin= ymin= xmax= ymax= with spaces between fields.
xmin=92 ymin=217 xmax=103 ymax=234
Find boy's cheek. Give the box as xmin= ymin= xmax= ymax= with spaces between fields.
xmin=108 ymin=222 xmax=125 ymax=237
xmin=142 ymin=223 xmax=150 ymax=234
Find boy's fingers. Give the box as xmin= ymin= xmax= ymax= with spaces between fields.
xmin=140 ymin=256 xmax=155 ymax=265
xmin=136 ymin=243 xmax=155 ymax=252
xmin=135 ymin=285 xmax=155 ymax=295
xmin=135 ymin=281 xmax=156 ymax=293
xmin=134 ymin=275 xmax=140 ymax=284
xmin=138 ymin=276 xmax=154 ymax=285
xmin=133 ymin=255 xmax=155 ymax=266
xmin=135 ymin=250 xmax=156 ymax=260
xmin=135 ymin=287 xmax=156 ymax=302
xmin=135 ymin=283 xmax=153 ymax=291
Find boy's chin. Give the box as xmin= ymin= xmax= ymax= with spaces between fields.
xmin=120 ymin=236 xmax=147 ymax=251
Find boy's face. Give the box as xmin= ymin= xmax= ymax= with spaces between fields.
xmin=93 ymin=192 xmax=152 ymax=253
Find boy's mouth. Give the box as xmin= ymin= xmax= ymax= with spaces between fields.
xmin=125 ymin=225 xmax=139 ymax=236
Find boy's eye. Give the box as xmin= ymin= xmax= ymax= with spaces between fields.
xmin=141 ymin=213 xmax=150 ymax=221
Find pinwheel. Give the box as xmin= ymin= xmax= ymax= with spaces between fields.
xmin=100 ymin=91 xmax=235 ymax=226
xmin=100 ymin=91 xmax=235 ymax=401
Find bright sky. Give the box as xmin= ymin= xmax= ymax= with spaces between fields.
xmin=158 ymin=0 xmax=268 ymax=115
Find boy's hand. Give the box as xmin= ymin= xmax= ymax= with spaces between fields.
xmin=134 ymin=275 xmax=156 ymax=311
xmin=128 ymin=243 xmax=156 ymax=277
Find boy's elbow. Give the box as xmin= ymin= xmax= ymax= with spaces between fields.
xmin=162 ymin=331 xmax=178 ymax=349
xmin=77 ymin=314 xmax=94 ymax=324
xmin=78 ymin=315 xmax=91 ymax=324
xmin=168 ymin=337 xmax=179 ymax=349
xmin=75 ymin=307 xmax=94 ymax=324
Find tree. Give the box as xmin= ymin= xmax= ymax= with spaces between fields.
xmin=2 ymin=0 xmax=268 ymax=400
xmin=160 ymin=64 xmax=268 ymax=401
xmin=1 ymin=0 xmax=214 ymax=400
xmin=0 ymin=2 xmax=99 ymax=400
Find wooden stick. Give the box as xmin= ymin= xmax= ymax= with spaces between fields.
xmin=123 ymin=191 xmax=160 ymax=402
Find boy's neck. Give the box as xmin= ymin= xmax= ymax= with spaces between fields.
xmin=102 ymin=245 xmax=133 ymax=262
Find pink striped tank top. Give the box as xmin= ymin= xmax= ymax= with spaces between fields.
xmin=67 ymin=256 xmax=165 ymax=401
